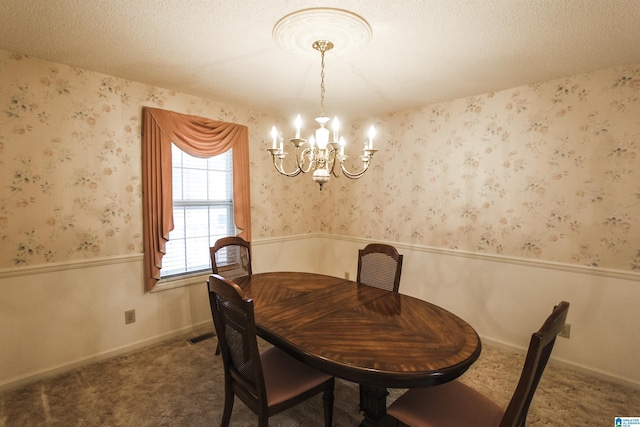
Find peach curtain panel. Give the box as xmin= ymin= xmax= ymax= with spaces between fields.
xmin=142 ymin=107 xmax=251 ymax=291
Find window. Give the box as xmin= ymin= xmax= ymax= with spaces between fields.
xmin=142 ymin=107 xmax=251 ymax=291
xmin=161 ymin=144 xmax=234 ymax=277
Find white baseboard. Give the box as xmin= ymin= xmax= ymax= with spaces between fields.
xmin=0 ymin=320 xmax=212 ymax=393
xmin=481 ymin=336 xmax=640 ymax=391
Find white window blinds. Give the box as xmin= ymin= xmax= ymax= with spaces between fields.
xmin=162 ymin=144 xmax=234 ymax=277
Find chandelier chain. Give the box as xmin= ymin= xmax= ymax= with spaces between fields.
xmin=319 ymin=47 xmax=326 ymax=117
xmin=313 ymin=40 xmax=332 ymax=118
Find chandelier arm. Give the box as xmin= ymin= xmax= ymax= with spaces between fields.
xmin=296 ymin=147 xmax=316 ymax=174
xmin=269 ymin=145 xmax=319 ymax=177
xmin=327 ymin=149 xmax=341 ymax=177
xmin=339 ymin=159 xmax=373 ymax=179
xmin=272 ymin=156 xmax=303 ymax=177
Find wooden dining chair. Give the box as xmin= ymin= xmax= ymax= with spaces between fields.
xmin=209 ymin=236 xmax=253 ymax=355
xmin=357 ymin=243 xmax=403 ymax=292
xmin=356 ymin=243 xmax=404 ymax=412
xmin=208 ymin=274 xmax=335 ymax=427
xmin=210 ymin=236 xmax=252 ymax=280
xmin=387 ymin=301 xmax=570 ymax=427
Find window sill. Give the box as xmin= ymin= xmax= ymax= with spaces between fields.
xmin=152 ymin=271 xmax=210 ymax=293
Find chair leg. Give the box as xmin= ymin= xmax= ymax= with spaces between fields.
xmin=323 ymin=378 xmax=335 ymax=427
xmin=221 ymin=388 xmax=234 ymax=427
xmin=215 ymin=341 xmax=221 ymax=355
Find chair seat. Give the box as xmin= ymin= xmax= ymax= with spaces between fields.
xmin=388 ymin=301 xmax=569 ymax=427
xmin=387 ymin=380 xmax=504 ymax=427
xmin=261 ymin=347 xmax=333 ymax=407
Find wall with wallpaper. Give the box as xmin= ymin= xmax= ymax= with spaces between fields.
xmin=326 ymin=63 xmax=640 ymax=276
xmin=0 ymin=50 xmax=317 ymax=270
xmin=2 ymin=50 xmax=639 ymax=276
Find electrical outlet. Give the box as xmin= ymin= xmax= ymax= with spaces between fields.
xmin=559 ymin=323 xmax=570 ymax=338
xmin=125 ymin=309 xmax=136 ymax=325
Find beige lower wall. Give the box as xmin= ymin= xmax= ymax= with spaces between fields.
xmin=0 ymin=257 xmax=212 ymax=391
xmin=2 ymin=235 xmax=639 ymax=391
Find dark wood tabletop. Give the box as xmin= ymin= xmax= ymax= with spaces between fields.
xmin=232 ymin=271 xmax=481 ymax=426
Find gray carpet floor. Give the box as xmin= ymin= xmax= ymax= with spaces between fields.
xmin=1 ymin=330 xmax=638 ymax=426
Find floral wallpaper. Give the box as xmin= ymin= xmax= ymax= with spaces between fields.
xmin=1 ymin=48 xmax=639 ymax=275
xmin=327 ymin=64 xmax=640 ymax=273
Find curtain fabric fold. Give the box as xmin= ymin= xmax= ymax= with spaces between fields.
xmin=142 ymin=107 xmax=251 ymax=291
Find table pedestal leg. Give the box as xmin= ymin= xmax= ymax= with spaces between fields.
xmin=358 ymin=384 xmax=397 ymax=427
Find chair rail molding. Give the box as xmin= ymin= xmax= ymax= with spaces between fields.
xmin=254 ymin=233 xmax=640 ymax=283
xmin=0 ymin=254 xmax=144 ymax=280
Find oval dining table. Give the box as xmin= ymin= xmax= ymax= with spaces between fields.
xmin=231 ymin=271 xmax=481 ymax=427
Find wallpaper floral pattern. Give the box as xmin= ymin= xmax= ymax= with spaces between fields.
xmin=327 ymin=64 xmax=640 ymax=273
xmin=1 ymin=48 xmax=639 ymax=275
xmin=0 ymin=50 xmax=277 ymax=268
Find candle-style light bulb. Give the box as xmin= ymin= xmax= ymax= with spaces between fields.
xmin=332 ymin=116 xmax=340 ymax=142
xmin=368 ymin=125 xmax=376 ymax=149
xmin=271 ymin=126 xmax=278 ymax=149
xmin=295 ymin=114 xmax=302 ymax=139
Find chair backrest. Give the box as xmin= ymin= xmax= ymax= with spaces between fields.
xmin=500 ymin=301 xmax=570 ymax=427
xmin=207 ymin=274 xmax=267 ymax=411
xmin=356 ymin=243 xmax=404 ymax=292
xmin=210 ymin=236 xmax=252 ymax=280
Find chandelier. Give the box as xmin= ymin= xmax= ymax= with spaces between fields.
xmin=267 ymin=39 xmax=377 ymax=190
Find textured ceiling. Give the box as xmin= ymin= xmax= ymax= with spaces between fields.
xmin=2 ymin=0 xmax=640 ymax=123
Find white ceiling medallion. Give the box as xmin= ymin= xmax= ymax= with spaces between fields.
xmin=273 ymin=8 xmax=372 ymax=58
